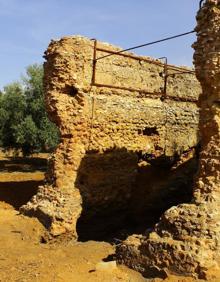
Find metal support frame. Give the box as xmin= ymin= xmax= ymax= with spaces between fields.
xmin=91 ymin=39 xmax=97 ymax=85
xmin=90 ymin=30 xmax=197 ymax=103
xmin=158 ymin=57 xmax=168 ymax=98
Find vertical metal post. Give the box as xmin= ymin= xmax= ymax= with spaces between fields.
xmin=91 ymin=39 xmax=97 ymax=85
xmin=89 ymin=39 xmax=97 ymax=150
xmin=159 ymin=57 xmax=168 ymax=99
xmin=163 ymin=57 xmax=168 ymax=97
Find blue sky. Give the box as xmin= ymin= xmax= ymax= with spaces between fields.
xmin=0 ymin=0 xmax=199 ymax=90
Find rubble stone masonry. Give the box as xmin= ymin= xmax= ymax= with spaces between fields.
xmin=21 ymin=35 xmax=201 ymax=241
xmin=117 ymin=0 xmax=220 ymax=279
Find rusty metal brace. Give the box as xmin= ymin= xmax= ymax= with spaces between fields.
xmin=91 ymin=39 xmax=97 ymax=85
xmin=90 ymin=39 xmax=197 ymax=103
xmin=158 ymin=57 xmax=168 ymax=99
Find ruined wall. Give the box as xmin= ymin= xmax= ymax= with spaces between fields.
xmin=21 ymin=36 xmax=201 ymax=238
xmin=117 ymin=0 xmax=220 ymax=280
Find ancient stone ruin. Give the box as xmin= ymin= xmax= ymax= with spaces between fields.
xmin=117 ymin=0 xmax=220 ymax=279
xmin=20 ymin=35 xmax=201 ymax=241
xmin=19 ymin=1 xmax=220 ymax=280
xmin=18 ymin=0 xmax=220 ymax=280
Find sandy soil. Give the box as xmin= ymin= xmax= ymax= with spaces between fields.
xmin=0 ymin=153 xmax=146 ymax=281
xmin=0 ymin=204 xmax=150 ymax=282
xmin=0 ymin=153 xmax=218 ymax=282
xmin=1 ymin=204 xmax=214 ymax=282
xmin=0 ymin=203 xmax=147 ymax=282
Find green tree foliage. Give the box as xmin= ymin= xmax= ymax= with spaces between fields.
xmin=0 ymin=64 xmax=59 ymax=154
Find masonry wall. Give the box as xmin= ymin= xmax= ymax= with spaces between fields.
xmin=21 ymin=36 xmax=201 ymax=238
xmin=117 ymin=1 xmax=220 ymax=279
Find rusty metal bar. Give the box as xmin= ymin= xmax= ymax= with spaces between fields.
xmin=168 ymin=69 xmax=195 ymax=74
xmin=166 ymin=95 xmax=198 ymax=103
xmin=167 ymin=70 xmax=195 ymax=77
xmin=159 ymin=57 xmax=168 ymax=97
xmin=96 ymin=30 xmax=195 ymax=61
xmin=92 ymin=82 xmax=159 ymax=94
xmin=92 ymin=82 xmax=198 ymax=103
xmin=88 ymin=95 xmax=95 ymax=150
xmin=96 ymin=46 xmax=163 ymax=66
xmin=91 ymin=40 xmax=197 ymax=103
xmin=91 ymin=39 xmax=97 ymax=85
xmin=95 ymin=46 xmax=195 ymax=74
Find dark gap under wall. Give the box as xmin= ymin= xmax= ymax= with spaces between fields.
xmin=76 ymin=147 xmax=199 ymax=242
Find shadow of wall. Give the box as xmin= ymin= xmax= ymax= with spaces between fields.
xmin=76 ymin=148 xmax=137 ymax=241
xmin=0 ymin=181 xmax=43 ymax=210
xmin=130 ymin=153 xmax=199 ymax=230
xmin=76 ymin=147 xmax=199 ymax=242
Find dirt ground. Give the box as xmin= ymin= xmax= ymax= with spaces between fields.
xmin=0 ymin=203 xmax=148 ymax=282
xmin=0 ymin=152 xmax=218 ymax=282
xmin=0 ymin=204 xmax=203 ymax=282
xmin=0 ymin=152 xmax=147 ymax=282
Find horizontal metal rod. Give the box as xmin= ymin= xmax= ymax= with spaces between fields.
xmin=167 ymin=70 xmax=195 ymax=76
xmin=96 ymin=46 xmax=163 ymax=66
xmin=96 ymin=30 xmax=195 ymax=61
xmin=96 ymin=46 xmax=196 ymax=74
xmin=92 ymin=82 xmax=157 ymax=94
xmin=92 ymin=82 xmax=198 ymax=103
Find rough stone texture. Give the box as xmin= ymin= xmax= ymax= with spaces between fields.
xmin=20 ymin=36 xmax=201 ymax=239
xmin=116 ymin=0 xmax=220 ymax=280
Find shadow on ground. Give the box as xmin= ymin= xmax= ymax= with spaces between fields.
xmin=0 ymin=181 xmax=43 ymax=210
xmin=0 ymin=157 xmax=47 ymax=172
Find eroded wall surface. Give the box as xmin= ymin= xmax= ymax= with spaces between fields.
xmin=21 ymin=36 xmax=201 ymax=238
xmin=117 ymin=0 xmax=220 ymax=279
